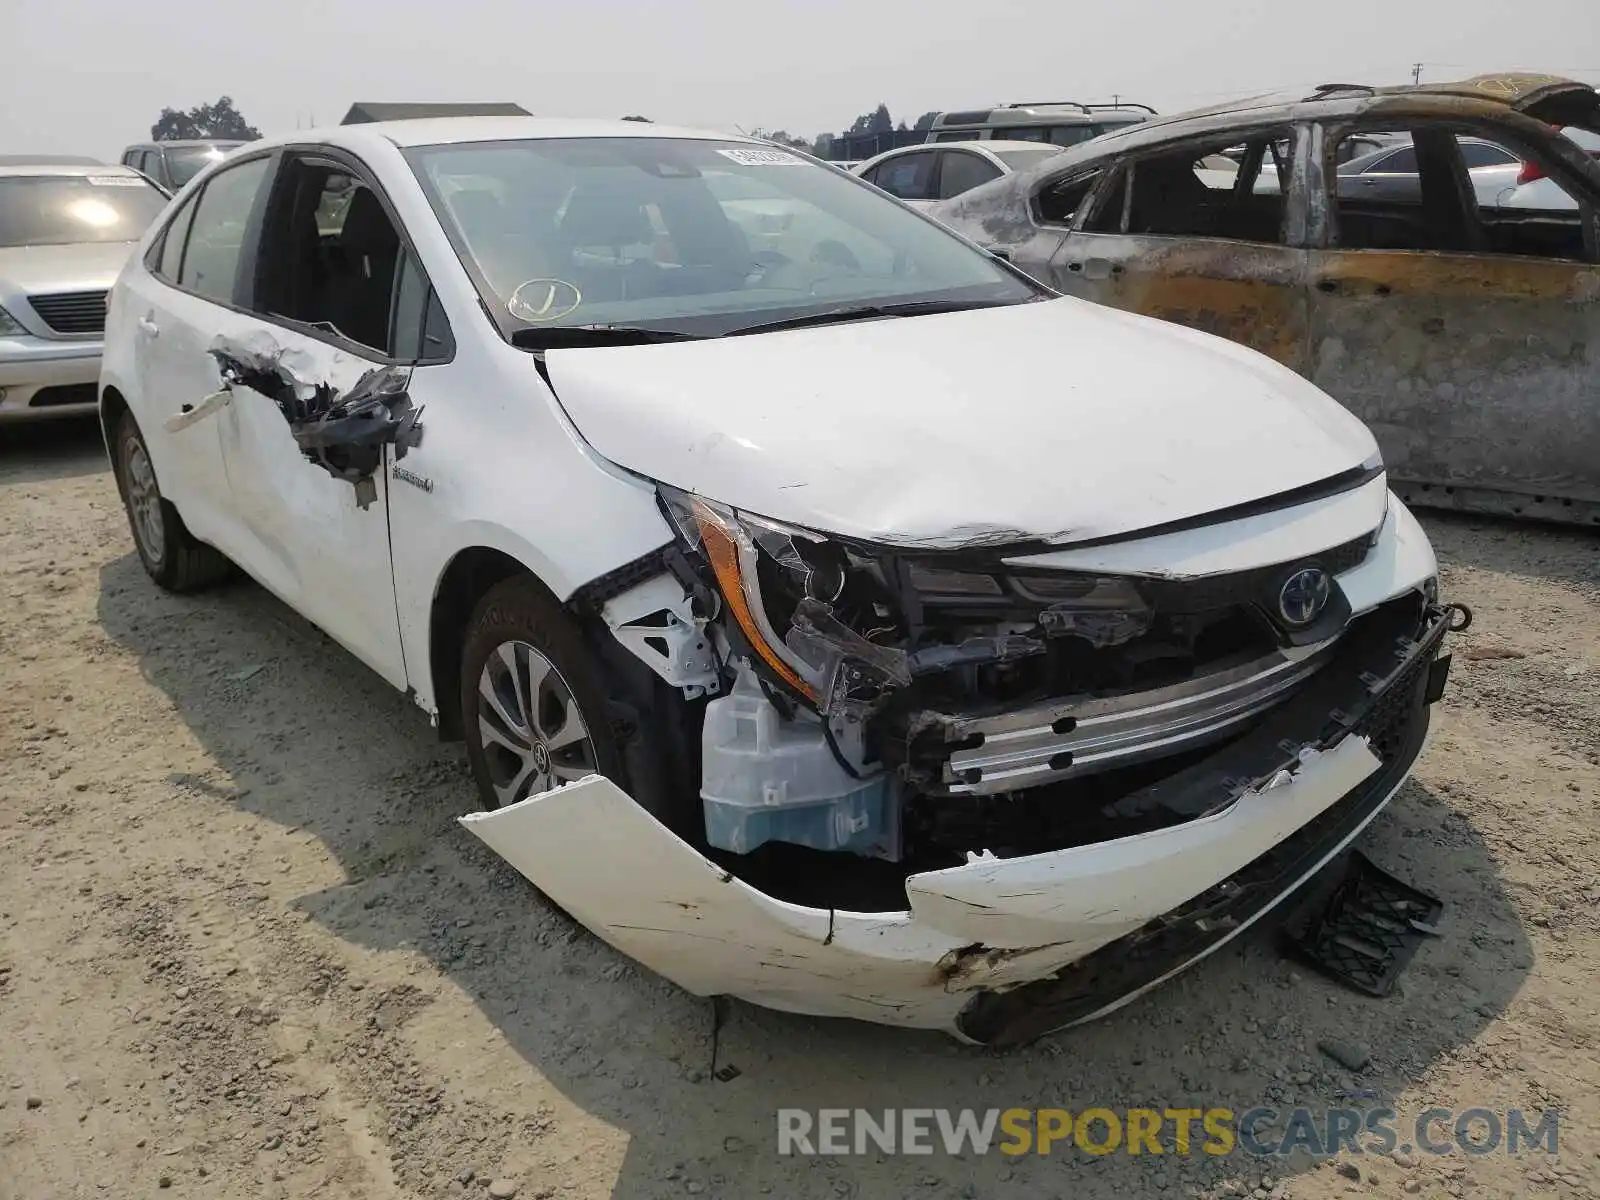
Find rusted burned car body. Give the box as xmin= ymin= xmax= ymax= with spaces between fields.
xmin=935 ymin=74 xmax=1600 ymax=527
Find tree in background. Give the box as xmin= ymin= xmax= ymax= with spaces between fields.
xmin=913 ymin=111 xmax=939 ymax=130
xmin=752 ymin=129 xmax=813 ymax=152
xmin=151 ymin=96 xmax=261 ymax=141
xmin=847 ymin=103 xmax=894 ymax=135
xmin=620 ymin=115 xmax=652 ymax=122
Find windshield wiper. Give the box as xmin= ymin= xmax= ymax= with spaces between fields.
xmin=725 ymin=298 xmax=1019 ymax=338
xmin=510 ymin=324 xmax=705 ymax=351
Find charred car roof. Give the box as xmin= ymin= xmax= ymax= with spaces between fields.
xmin=1012 ymin=72 xmax=1600 ymax=177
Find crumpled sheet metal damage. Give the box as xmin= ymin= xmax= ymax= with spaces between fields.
xmin=204 ymin=332 xmax=423 ymax=499
xmin=459 ymin=734 xmax=1381 ymax=1040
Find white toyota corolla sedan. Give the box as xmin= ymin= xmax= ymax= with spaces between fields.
xmin=99 ymin=117 xmax=1462 ymax=1045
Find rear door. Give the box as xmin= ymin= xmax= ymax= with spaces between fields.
xmin=1048 ymin=124 xmax=1313 ymax=372
xmin=131 ymin=152 xmax=276 ymax=550
xmin=1307 ymin=115 xmax=1600 ymax=519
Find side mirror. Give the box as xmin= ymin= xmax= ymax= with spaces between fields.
xmin=987 ymin=246 xmax=1013 ymax=263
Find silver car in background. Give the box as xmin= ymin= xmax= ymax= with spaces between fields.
xmin=0 ymin=163 xmax=169 ymax=421
xmin=119 ymin=140 xmax=246 ymax=192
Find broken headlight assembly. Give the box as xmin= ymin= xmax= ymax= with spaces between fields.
xmin=659 ymin=485 xmax=903 ymax=709
xmin=657 ymin=485 xmax=1157 ymax=717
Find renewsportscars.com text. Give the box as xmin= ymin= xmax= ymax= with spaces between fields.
xmin=777 ymin=1107 xmax=1559 ymax=1159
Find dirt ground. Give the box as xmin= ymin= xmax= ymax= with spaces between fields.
xmin=2 ymin=418 xmax=1598 ymax=1200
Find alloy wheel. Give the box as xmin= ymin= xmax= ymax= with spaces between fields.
xmin=122 ymin=437 xmax=166 ymax=564
xmin=476 ymin=639 xmax=598 ymax=807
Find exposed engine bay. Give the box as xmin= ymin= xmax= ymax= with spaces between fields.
xmin=575 ymin=482 xmax=1437 ymax=912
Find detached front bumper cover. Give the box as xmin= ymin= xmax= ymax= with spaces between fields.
xmin=461 ymin=599 xmax=1460 ymax=1045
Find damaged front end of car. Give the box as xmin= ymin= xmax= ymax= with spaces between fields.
xmin=462 ymin=476 xmax=1465 ymax=1045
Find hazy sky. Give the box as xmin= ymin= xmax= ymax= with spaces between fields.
xmin=8 ymin=0 xmax=1598 ymax=158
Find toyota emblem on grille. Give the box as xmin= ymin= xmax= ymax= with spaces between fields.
xmin=1278 ymin=567 xmax=1332 ymax=626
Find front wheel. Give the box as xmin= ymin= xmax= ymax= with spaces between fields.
xmin=460 ymin=577 xmax=630 ymax=811
xmin=113 ymin=410 xmax=231 ymax=592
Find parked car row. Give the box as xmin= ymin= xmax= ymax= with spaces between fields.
xmin=0 ymin=162 xmax=170 ymax=421
xmin=0 ymin=138 xmax=243 ymax=424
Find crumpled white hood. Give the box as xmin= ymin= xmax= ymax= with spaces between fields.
xmin=544 ymin=297 xmax=1378 ymax=546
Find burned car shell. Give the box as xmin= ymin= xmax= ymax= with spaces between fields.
xmin=934 ymin=73 xmax=1600 ymax=528
xmin=97 ymin=118 xmax=1456 ymax=1048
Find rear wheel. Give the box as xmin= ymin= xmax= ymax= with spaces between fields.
xmin=113 ymin=411 xmax=231 ymax=592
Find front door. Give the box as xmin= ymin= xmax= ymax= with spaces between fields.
xmin=1308 ymin=118 xmax=1600 ymax=517
xmin=1050 ymin=124 xmax=1313 ymax=373
xmin=208 ymin=153 xmax=439 ymax=687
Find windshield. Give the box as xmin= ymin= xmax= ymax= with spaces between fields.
xmin=167 ymin=145 xmax=239 ymax=187
xmin=407 ymin=137 xmax=1039 ymax=337
xmin=992 ymin=146 xmax=1062 ymax=172
xmin=0 ymin=174 xmax=169 ymax=247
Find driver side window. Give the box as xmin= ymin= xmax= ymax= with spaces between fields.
xmin=250 ymin=157 xmax=452 ymax=361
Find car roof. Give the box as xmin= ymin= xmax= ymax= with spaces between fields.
xmin=126 ymin=139 xmax=247 ymax=150
xmin=261 ymin=116 xmax=764 ymax=154
xmin=0 ymin=154 xmax=101 ymax=167
xmin=860 ymin=139 xmax=1048 ymax=166
xmin=933 ymin=104 xmax=1153 ymax=125
xmin=0 ymin=162 xmax=147 ymax=179
xmin=988 ymin=72 xmax=1597 ymax=182
xmin=978 ymin=140 xmax=1069 ymax=153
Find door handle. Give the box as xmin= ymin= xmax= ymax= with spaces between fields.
xmin=137 ymin=315 xmax=160 ymax=337
xmin=1078 ymin=258 xmax=1124 ymax=279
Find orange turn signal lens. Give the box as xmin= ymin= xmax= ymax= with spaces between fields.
xmin=692 ymin=501 xmax=818 ymax=702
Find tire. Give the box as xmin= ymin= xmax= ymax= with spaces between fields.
xmin=461 ymin=576 xmax=644 ymax=815
xmin=113 ymin=410 xmax=232 ymax=592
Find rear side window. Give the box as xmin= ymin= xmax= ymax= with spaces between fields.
xmin=179 ymin=156 xmax=271 ymax=303
xmin=1459 ymin=141 xmax=1517 ymax=168
xmin=873 ymin=152 xmax=938 ymax=201
xmin=1371 ymin=146 xmax=1417 ymax=173
xmin=938 ymin=151 xmax=1001 ymax=199
xmin=1048 ymin=125 xmax=1100 ymax=147
xmin=155 ymin=192 xmax=199 ymax=281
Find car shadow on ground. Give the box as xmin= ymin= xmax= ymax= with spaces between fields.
xmin=0 ymin=416 xmax=108 ymax=484
xmin=96 ymin=550 xmax=1532 ymax=1199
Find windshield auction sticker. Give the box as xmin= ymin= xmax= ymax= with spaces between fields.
xmin=716 ymin=147 xmax=805 ymax=167
xmin=87 ymin=175 xmax=147 ymax=186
